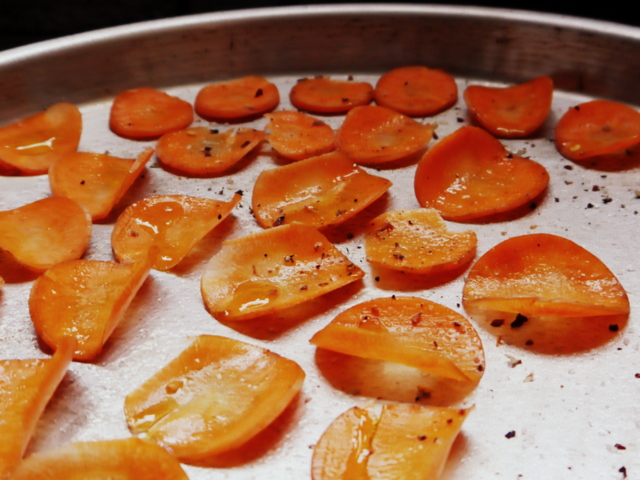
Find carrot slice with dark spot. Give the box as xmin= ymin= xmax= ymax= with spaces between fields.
xmin=265 ymin=110 xmax=335 ymax=160
xmin=290 ymin=77 xmax=373 ymax=114
xmin=195 ymin=76 xmax=279 ymax=120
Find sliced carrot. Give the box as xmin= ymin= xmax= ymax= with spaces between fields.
xmin=156 ymin=126 xmax=265 ymax=176
xmin=462 ymin=233 xmax=630 ymax=317
xmin=289 ymin=76 xmax=373 ymax=114
xmin=265 ymin=110 xmax=335 ymax=160
xmin=201 ymin=223 xmax=364 ymax=321
xmin=464 ymin=76 xmax=553 ymax=138
xmin=554 ymin=99 xmax=640 ymax=160
xmin=414 ymin=126 xmax=549 ymax=221
xmin=195 ymin=76 xmax=279 ymax=120
xmin=124 ymin=335 xmax=305 ymax=463
xmin=109 ymin=87 xmax=193 ymax=139
xmin=49 ymin=147 xmax=153 ymax=221
xmin=0 ymin=197 xmax=91 ymax=273
xmin=0 ymin=103 xmax=82 ymax=175
xmin=252 ymin=151 xmax=391 ymax=229
xmin=112 ymin=193 xmax=241 ymax=270
xmin=374 ymin=65 xmax=458 ymax=116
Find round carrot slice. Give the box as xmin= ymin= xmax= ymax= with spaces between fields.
xmin=195 ymin=76 xmax=279 ymax=120
xmin=289 ymin=76 xmax=373 ymax=114
xmin=464 ymin=76 xmax=553 ymax=138
xmin=554 ymin=99 xmax=640 ymax=160
xmin=109 ymin=87 xmax=193 ymax=139
xmin=265 ymin=110 xmax=335 ymax=160
xmin=414 ymin=126 xmax=549 ymax=221
xmin=374 ymin=66 xmax=458 ymax=116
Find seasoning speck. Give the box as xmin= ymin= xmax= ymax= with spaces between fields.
xmin=505 ymin=431 xmax=516 ymax=439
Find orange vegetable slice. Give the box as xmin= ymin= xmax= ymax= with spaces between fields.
xmin=265 ymin=110 xmax=335 ymax=160
xmin=156 ymin=126 xmax=265 ymax=176
xmin=195 ymin=76 xmax=279 ymax=119
xmin=0 ymin=103 xmax=82 ymax=175
xmin=112 ymin=193 xmax=241 ymax=270
xmin=0 ymin=197 xmax=91 ymax=273
xmin=49 ymin=147 xmax=153 ymax=221
xmin=462 ymin=233 xmax=630 ymax=317
xmin=109 ymin=87 xmax=193 ymax=139
xmin=0 ymin=338 xmax=74 ymax=479
xmin=252 ymin=151 xmax=392 ymax=229
xmin=289 ymin=76 xmax=373 ymax=114
xmin=201 ymin=223 xmax=364 ymax=321
xmin=311 ymin=296 xmax=485 ymax=384
xmin=414 ymin=126 xmax=549 ymax=221
xmin=463 ymin=76 xmax=553 ymax=138
xmin=374 ymin=65 xmax=458 ymax=116
xmin=336 ymin=105 xmax=433 ymax=165
xmin=554 ymin=99 xmax=640 ymax=160
xmin=124 ymin=335 xmax=305 ymax=463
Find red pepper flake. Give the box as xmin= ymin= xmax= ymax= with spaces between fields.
xmin=130 ymin=230 xmax=139 ymax=237
xmin=615 ymin=444 xmax=627 ymax=450
xmin=491 ymin=319 xmax=505 ymax=327
xmin=510 ymin=314 xmax=528 ymax=329
xmin=505 ymin=431 xmax=516 ymax=439
xmin=592 ymin=185 xmax=601 ymax=191
xmin=635 ymin=373 xmax=640 ymax=378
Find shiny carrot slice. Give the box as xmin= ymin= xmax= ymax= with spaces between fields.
xmin=554 ymin=99 xmax=640 ymax=160
xmin=414 ymin=126 xmax=549 ymax=221
xmin=9 ymin=438 xmax=189 ymax=480
xmin=0 ymin=339 xmax=73 ymax=479
xmin=0 ymin=103 xmax=82 ymax=175
xmin=156 ymin=126 xmax=265 ymax=175
xmin=463 ymin=233 xmax=630 ymax=317
xmin=289 ymin=77 xmax=373 ymax=114
xmin=109 ymin=87 xmax=193 ymax=139
xmin=195 ymin=76 xmax=279 ymax=119
xmin=374 ymin=65 xmax=458 ymax=116
xmin=0 ymin=197 xmax=91 ymax=273
xmin=112 ymin=193 xmax=241 ymax=270
xmin=464 ymin=76 xmax=553 ymax=138
xmin=201 ymin=223 xmax=364 ymax=321
xmin=265 ymin=110 xmax=335 ymax=160
xmin=336 ymin=105 xmax=433 ymax=165
xmin=252 ymin=151 xmax=392 ymax=229
xmin=365 ymin=209 xmax=477 ymax=274
xmin=311 ymin=296 xmax=485 ymax=384
xmin=124 ymin=335 xmax=305 ymax=463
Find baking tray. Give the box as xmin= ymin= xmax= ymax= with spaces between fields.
xmin=1 ymin=4 xmax=639 ymax=479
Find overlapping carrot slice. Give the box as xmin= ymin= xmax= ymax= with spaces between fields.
xmin=462 ymin=233 xmax=630 ymax=317
xmin=49 ymin=147 xmax=153 ymax=221
xmin=336 ymin=105 xmax=433 ymax=165
xmin=252 ymin=151 xmax=392 ymax=229
xmin=0 ymin=197 xmax=91 ymax=273
xmin=374 ymin=65 xmax=458 ymax=116
xmin=124 ymin=335 xmax=305 ymax=463
xmin=109 ymin=87 xmax=193 ymax=139
xmin=414 ymin=126 xmax=549 ymax=221
xmin=201 ymin=223 xmax=364 ymax=321
xmin=265 ymin=110 xmax=335 ymax=160
xmin=289 ymin=76 xmax=373 ymax=114
xmin=554 ymin=99 xmax=640 ymax=160
xmin=0 ymin=103 xmax=82 ymax=175
xmin=464 ymin=76 xmax=553 ymax=138
xmin=195 ymin=76 xmax=279 ymax=119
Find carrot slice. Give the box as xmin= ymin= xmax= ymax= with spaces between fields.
xmin=414 ymin=126 xmax=549 ymax=221
xmin=109 ymin=87 xmax=193 ymax=139
xmin=554 ymin=99 xmax=640 ymax=160
xmin=0 ymin=338 xmax=74 ymax=479
xmin=464 ymin=76 xmax=553 ymax=138
xmin=124 ymin=335 xmax=305 ymax=463
xmin=462 ymin=233 xmax=630 ymax=317
xmin=0 ymin=103 xmax=82 ymax=175
xmin=374 ymin=65 xmax=458 ymax=116
xmin=336 ymin=105 xmax=433 ymax=165
xmin=112 ymin=193 xmax=241 ymax=270
xmin=252 ymin=151 xmax=392 ymax=229
xmin=201 ymin=223 xmax=364 ymax=321
xmin=156 ymin=126 xmax=265 ymax=176
xmin=195 ymin=76 xmax=279 ymax=119
xmin=311 ymin=296 xmax=485 ymax=384
xmin=265 ymin=110 xmax=335 ymax=160
xmin=9 ymin=438 xmax=189 ymax=480
xmin=49 ymin=147 xmax=153 ymax=221
xmin=289 ymin=76 xmax=373 ymax=114
xmin=0 ymin=197 xmax=91 ymax=273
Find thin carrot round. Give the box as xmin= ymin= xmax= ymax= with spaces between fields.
xmin=195 ymin=76 xmax=279 ymax=120
xmin=289 ymin=76 xmax=373 ymax=114
xmin=265 ymin=110 xmax=335 ymax=160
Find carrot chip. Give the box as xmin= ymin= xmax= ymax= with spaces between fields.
xmin=265 ymin=110 xmax=335 ymax=160
xmin=195 ymin=76 xmax=279 ymax=120
xmin=289 ymin=76 xmax=373 ymax=114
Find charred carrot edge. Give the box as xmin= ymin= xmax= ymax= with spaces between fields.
xmin=289 ymin=76 xmax=374 ymax=114
xmin=195 ymin=76 xmax=280 ymax=120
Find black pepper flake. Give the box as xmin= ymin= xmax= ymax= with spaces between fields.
xmin=477 ymin=365 xmax=484 ymax=371
xmin=341 ymin=98 xmax=349 ymax=103
xmin=417 ymin=435 xmax=427 ymax=441
xmin=615 ymin=444 xmax=627 ymax=450
xmin=555 ymin=197 xmax=560 ymax=203
xmin=510 ymin=314 xmax=528 ymax=328
xmin=273 ymin=216 xmax=286 ymax=227
xmin=564 ymin=165 xmax=573 ymax=170
xmin=586 ymin=203 xmax=594 ymax=209
xmin=525 ymin=339 xmax=534 ymax=346
xmin=609 ymin=324 xmax=619 ymax=332
xmin=80 ymin=180 xmax=85 ymax=185
xmin=240 ymin=140 xmax=251 ymax=148
xmin=453 ymin=321 xmax=461 ymax=327
xmin=217 ymin=214 xmax=222 ymax=220
xmin=375 ymin=276 xmax=380 ymax=282
xmin=347 ymin=233 xmax=354 ymax=239
xmin=573 ymin=105 xmax=580 ymax=111
xmin=432 ymin=131 xmax=439 ymax=140
xmin=235 ymin=190 xmax=244 ymax=196
xmin=393 ymin=254 xmax=405 ymax=260
xmin=506 ymin=153 xmax=513 ymax=159
xmin=619 ymin=466 xmax=627 ymax=478
xmin=490 ymin=319 xmax=505 ymax=327
xmin=505 ymin=431 xmax=516 ymax=439
xmin=210 ymin=129 xmax=219 ymax=134
xmin=300 ymin=285 xmax=308 ymax=290
xmin=529 ymin=202 xmax=537 ymax=210
xmin=603 ymin=197 xmax=613 ymax=204
xmin=348 ymin=75 xmax=354 ymax=81
xmin=456 ymin=117 xmax=464 ymax=123
xmin=254 ymin=88 xmax=263 ymax=97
